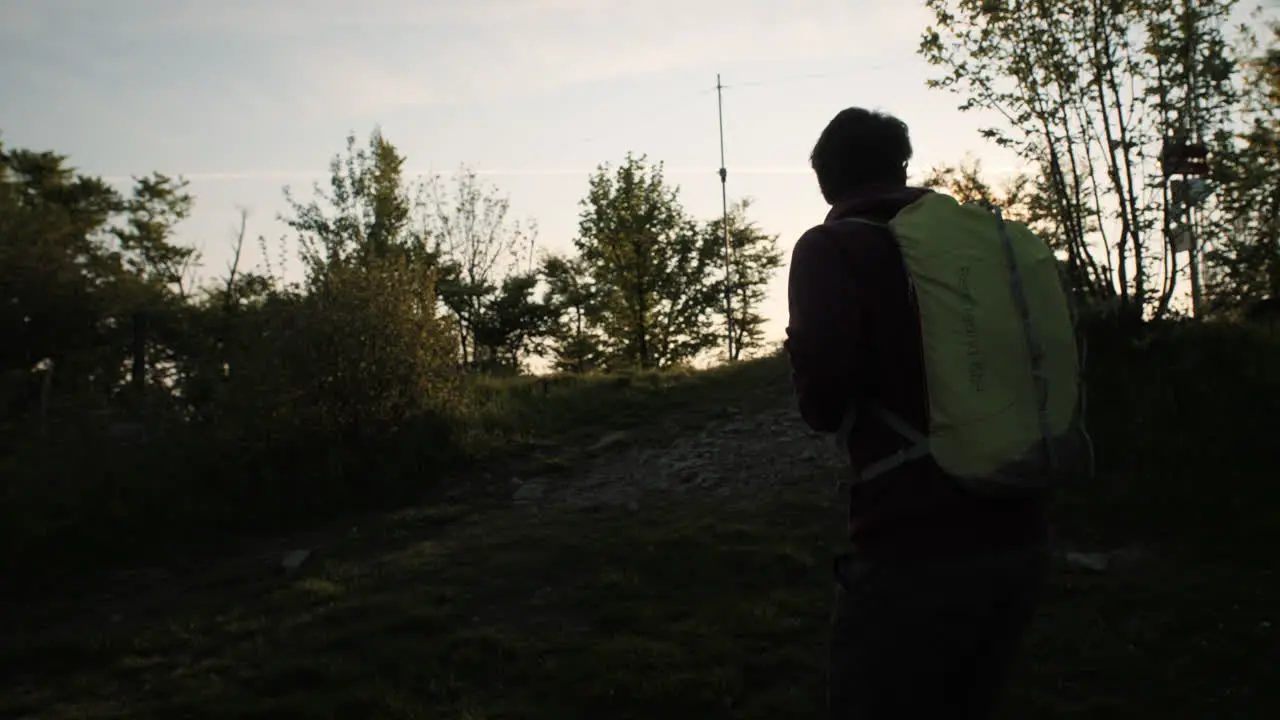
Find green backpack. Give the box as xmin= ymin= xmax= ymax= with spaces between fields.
xmin=834 ymin=192 xmax=1094 ymax=496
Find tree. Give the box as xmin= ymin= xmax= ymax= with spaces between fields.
xmin=282 ymin=127 xmax=437 ymax=284
xmin=1205 ymin=21 xmax=1280 ymax=314
xmin=921 ymin=155 xmax=1025 ymax=210
xmin=920 ymin=0 xmax=1242 ymax=322
xmin=113 ymin=174 xmax=198 ymax=298
xmin=541 ymin=253 xmax=603 ymax=373
xmin=575 ymin=154 xmax=722 ymax=369
xmin=171 ymin=210 xmax=274 ymax=422
xmin=470 ymin=271 xmax=557 ymax=373
xmin=1 ymin=144 xmax=120 ymax=423
xmin=706 ymin=198 xmax=784 ymax=360
xmin=919 ymin=155 xmax=1068 ymax=244
xmin=427 ymin=166 xmax=536 ymax=366
xmin=0 ymin=143 xmax=196 ymax=429
xmin=921 ymin=155 xmax=1110 ymax=308
xmin=111 ymin=173 xmax=198 ymax=397
xmin=265 ymin=129 xmax=460 ymax=438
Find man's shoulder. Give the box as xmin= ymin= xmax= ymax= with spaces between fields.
xmin=826 ymin=186 xmax=933 ymax=223
xmin=792 ymin=216 xmax=897 ymax=265
xmin=792 ymin=186 xmax=935 ymax=266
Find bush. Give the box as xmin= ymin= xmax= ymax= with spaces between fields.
xmin=1064 ymin=319 xmax=1280 ymax=556
xmin=0 ymin=255 xmax=475 ymax=586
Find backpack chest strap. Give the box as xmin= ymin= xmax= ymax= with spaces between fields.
xmin=834 ymin=402 xmax=931 ymax=483
xmin=858 ymin=405 xmax=930 ymax=481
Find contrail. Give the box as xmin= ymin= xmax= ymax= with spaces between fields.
xmin=102 ymin=165 xmax=1026 ymax=183
xmin=101 ymin=166 xmax=825 ymax=183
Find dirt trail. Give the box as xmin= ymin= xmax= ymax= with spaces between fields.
xmin=510 ymin=406 xmax=845 ymax=509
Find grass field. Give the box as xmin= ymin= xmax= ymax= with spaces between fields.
xmin=3 ymin=329 xmax=1278 ymax=719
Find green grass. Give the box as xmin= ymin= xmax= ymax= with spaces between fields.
xmin=2 ymin=329 xmax=1278 ymax=719
xmin=2 ymin=499 xmax=1274 ymax=719
xmin=467 ymin=353 xmax=794 ymax=469
xmin=0 ymin=353 xmax=793 ymax=596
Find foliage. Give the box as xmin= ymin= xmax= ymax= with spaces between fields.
xmin=573 ymin=153 xmax=723 ymax=369
xmin=541 ymin=253 xmax=604 ymax=373
xmin=0 ymin=142 xmax=195 ymax=435
xmin=1 ymin=131 xmax=471 ymax=579
xmin=919 ymin=153 xmax=1044 ymax=224
xmin=920 ymin=0 xmax=1243 ymax=321
xmin=0 ymin=129 xmax=791 ymax=579
xmin=919 ymin=155 xmax=1121 ymax=307
xmin=427 ymin=166 xmax=539 ymax=367
xmin=705 ymin=198 xmax=784 ymax=361
xmin=1205 ymin=21 xmax=1280 ymax=313
xmin=267 ymin=129 xmax=462 ymax=433
xmin=470 ymin=270 xmax=558 ymax=373
xmin=283 ymin=128 xmax=437 ymax=278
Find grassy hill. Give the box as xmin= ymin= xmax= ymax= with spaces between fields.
xmin=3 ymin=324 xmax=1278 ymax=719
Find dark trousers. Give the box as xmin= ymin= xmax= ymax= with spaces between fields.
xmin=828 ymin=545 xmax=1050 ymax=719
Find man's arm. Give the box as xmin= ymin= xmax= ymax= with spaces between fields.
xmin=784 ymin=226 xmax=859 ymax=433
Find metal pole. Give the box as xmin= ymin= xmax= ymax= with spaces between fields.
xmin=1185 ymin=0 xmax=1204 ymax=317
xmin=717 ymin=73 xmax=735 ymax=361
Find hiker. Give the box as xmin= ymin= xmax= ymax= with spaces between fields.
xmin=785 ymin=107 xmax=1091 ymax=719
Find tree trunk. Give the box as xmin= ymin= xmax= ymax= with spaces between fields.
xmin=131 ymin=311 xmax=148 ymax=398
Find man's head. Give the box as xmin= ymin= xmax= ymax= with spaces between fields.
xmin=810 ymin=107 xmax=913 ymax=204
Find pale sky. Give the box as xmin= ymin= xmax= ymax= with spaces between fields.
xmin=0 ymin=0 xmax=1034 ymax=345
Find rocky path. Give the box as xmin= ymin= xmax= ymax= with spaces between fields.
xmin=510 ymin=406 xmax=848 ymax=509
xmin=506 ymin=403 xmax=1155 ymax=575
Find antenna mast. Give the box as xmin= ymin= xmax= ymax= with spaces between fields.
xmin=1185 ymin=0 xmax=1204 ymax=317
xmin=716 ymin=73 xmax=736 ymax=361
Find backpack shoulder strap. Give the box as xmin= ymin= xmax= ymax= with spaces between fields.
xmin=825 ymin=216 xmax=925 ymax=483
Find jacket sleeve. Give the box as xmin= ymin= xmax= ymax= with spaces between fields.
xmin=784 ymin=226 xmax=860 ymax=433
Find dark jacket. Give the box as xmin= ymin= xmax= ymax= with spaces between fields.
xmin=785 ymin=185 xmax=1047 ymax=563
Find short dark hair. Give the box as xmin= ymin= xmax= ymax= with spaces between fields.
xmin=809 ymin=107 xmax=912 ymax=204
